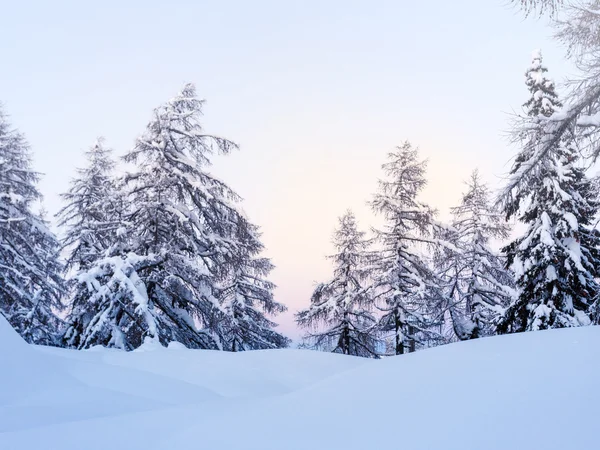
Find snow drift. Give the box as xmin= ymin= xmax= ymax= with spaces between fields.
xmin=1 ymin=314 xmax=598 ymax=450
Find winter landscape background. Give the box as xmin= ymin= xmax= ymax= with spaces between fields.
xmin=3 ymin=0 xmax=600 ymax=448
xmin=0 ymin=0 xmax=574 ymax=341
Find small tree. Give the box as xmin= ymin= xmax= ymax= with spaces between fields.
xmin=369 ymin=142 xmax=445 ymax=355
xmin=438 ymin=171 xmax=514 ymax=340
xmin=57 ymin=138 xmax=130 ymax=348
xmin=214 ymin=220 xmax=290 ymax=351
xmin=0 ymin=105 xmax=64 ymax=345
xmin=296 ymin=211 xmax=378 ymax=357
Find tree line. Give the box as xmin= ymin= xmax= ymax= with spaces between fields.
xmin=3 ymin=0 xmax=600 ymax=355
xmin=295 ymin=48 xmax=600 ymax=356
xmin=0 ymin=84 xmax=289 ymax=351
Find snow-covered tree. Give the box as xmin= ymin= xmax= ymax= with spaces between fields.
xmin=69 ymin=84 xmax=287 ymax=350
xmin=56 ymin=138 xmax=119 ymax=272
xmin=0 ymin=105 xmax=64 ymax=345
xmin=213 ymin=220 xmax=290 ymax=351
xmin=498 ymin=54 xmax=600 ymax=332
xmin=296 ymin=211 xmax=378 ymax=357
xmin=438 ymin=171 xmax=514 ymax=340
xmin=524 ymin=50 xmax=562 ymax=118
xmin=56 ymin=138 xmax=129 ymax=348
xmin=499 ymin=3 xmax=600 ymax=207
xmin=503 ymin=50 xmax=564 ymax=219
xmin=369 ymin=142 xmax=445 ymax=355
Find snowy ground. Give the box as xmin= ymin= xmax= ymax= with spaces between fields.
xmin=1 ymin=316 xmax=598 ymax=450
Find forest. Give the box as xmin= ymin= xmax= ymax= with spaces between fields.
xmin=2 ymin=0 xmax=600 ymax=359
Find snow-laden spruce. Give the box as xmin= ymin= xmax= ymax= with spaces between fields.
xmin=56 ymin=138 xmax=120 ymax=272
xmin=214 ymin=233 xmax=290 ymax=351
xmin=68 ymin=84 xmax=288 ymax=350
xmin=498 ymin=4 xmax=600 ymax=207
xmin=369 ymin=142 xmax=445 ymax=354
xmin=499 ymin=52 xmax=600 ymax=332
xmin=436 ymin=170 xmax=514 ymax=340
xmin=501 ymin=50 xmax=564 ymax=219
xmin=56 ymin=138 xmax=128 ymax=348
xmin=296 ymin=211 xmax=378 ymax=357
xmin=0 ymin=105 xmax=64 ymax=345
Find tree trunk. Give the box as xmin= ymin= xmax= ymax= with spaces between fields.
xmin=395 ymin=311 xmax=404 ymax=355
xmin=344 ymin=325 xmax=350 ymax=355
xmin=408 ymin=325 xmax=416 ymax=353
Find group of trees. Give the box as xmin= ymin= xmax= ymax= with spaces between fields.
xmin=0 ymin=84 xmax=290 ymax=351
xmin=3 ymin=0 xmax=600 ymax=357
xmin=296 ymin=42 xmax=600 ymax=356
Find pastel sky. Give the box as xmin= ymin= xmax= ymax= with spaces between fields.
xmin=1 ymin=0 xmax=573 ymax=341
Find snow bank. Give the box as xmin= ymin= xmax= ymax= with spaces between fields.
xmin=1 ymin=317 xmax=598 ymax=449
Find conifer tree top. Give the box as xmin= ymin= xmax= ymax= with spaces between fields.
xmin=523 ymin=49 xmax=562 ymax=117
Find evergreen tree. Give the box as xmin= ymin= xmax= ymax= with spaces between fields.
xmin=296 ymin=211 xmax=378 ymax=357
xmin=438 ymin=171 xmax=514 ymax=340
xmin=213 ymin=219 xmax=290 ymax=351
xmin=523 ymin=50 xmax=561 ymax=118
xmin=70 ymin=84 xmax=287 ymax=350
xmin=56 ymin=138 xmax=119 ymax=272
xmin=498 ymin=4 xmax=600 ymax=205
xmin=0 ymin=105 xmax=64 ymax=345
xmin=503 ymin=50 xmax=564 ymax=219
xmin=369 ymin=142 xmax=445 ymax=355
xmin=499 ymin=53 xmax=600 ymax=332
xmin=56 ymin=138 xmax=125 ymax=348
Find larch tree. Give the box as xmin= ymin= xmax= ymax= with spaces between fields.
xmin=69 ymin=84 xmax=287 ymax=350
xmin=296 ymin=211 xmax=378 ymax=357
xmin=0 ymin=105 xmax=64 ymax=345
xmin=369 ymin=142 xmax=445 ymax=355
xmin=56 ymin=138 xmax=119 ymax=272
xmin=438 ymin=170 xmax=514 ymax=340
xmin=499 ymin=52 xmax=600 ymax=332
xmin=56 ymin=138 xmax=125 ymax=348
xmin=212 ymin=215 xmax=290 ymax=351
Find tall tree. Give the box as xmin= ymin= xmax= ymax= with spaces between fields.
xmin=369 ymin=142 xmax=445 ymax=355
xmin=499 ymin=52 xmax=600 ymax=332
xmin=57 ymin=138 xmax=125 ymax=348
xmin=296 ymin=211 xmax=378 ymax=357
xmin=438 ymin=170 xmax=514 ymax=340
xmin=0 ymin=105 xmax=64 ymax=345
xmin=69 ymin=84 xmax=287 ymax=350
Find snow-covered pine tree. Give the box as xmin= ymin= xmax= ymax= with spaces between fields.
xmin=213 ymin=219 xmax=290 ymax=351
xmin=56 ymin=138 xmax=127 ymax=348
xmin=498 ymin=4 xmax=600 ymax=205
xmin=498 ymin=53 xmax=600 ymax=332
xmin=71 ymin=84 xmax=287 ymax=350
xmin=524 ymin=50 xmax=561 ymax=118
xmin=440 ymin=170 xmax=514 ymax=340
xmin=0 ymin=105 xmax=64 ymax=345
xmin=369 ymin=142 xmax=445 ymax=355
xmin=296 ymin=210 xmax=378 ymax=357
xmin=56 ymin=138 xmax=119 ymax=272
xmin=503 ymin=50 xmax=564 ymax=219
